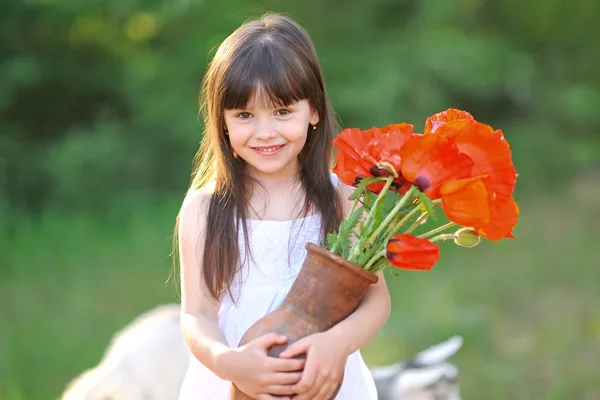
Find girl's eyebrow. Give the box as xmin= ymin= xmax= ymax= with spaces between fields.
xmin=228 ymin=102 xmax=297 ymax=112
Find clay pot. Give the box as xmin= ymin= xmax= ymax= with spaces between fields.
xmin=230 ymin=242 xmax=379 ymax=400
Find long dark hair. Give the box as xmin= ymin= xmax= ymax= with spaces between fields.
xmin=175 ymin=13 xmax=342 ymax=301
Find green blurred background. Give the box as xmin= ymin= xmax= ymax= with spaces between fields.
xmin=1 ymin=0 xmax=599 ymax=398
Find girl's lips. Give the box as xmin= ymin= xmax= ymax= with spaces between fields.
xmin=252 ymin=144 xmax=286 ymax=156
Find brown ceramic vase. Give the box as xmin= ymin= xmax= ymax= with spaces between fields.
xmin=230 ymin=242 xmax=379 ymax=400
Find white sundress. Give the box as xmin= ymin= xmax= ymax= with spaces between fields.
xmin=178 ymin=181 xmax=378 ymax=400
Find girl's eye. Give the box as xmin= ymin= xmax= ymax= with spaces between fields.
xmin=276 ymin=109 xmax=292 ymax=116
xmin=236 ymin=112 xmax=252 ymax=119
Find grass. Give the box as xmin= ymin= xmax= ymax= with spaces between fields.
xmin=1 ymin=184 xmax=598 ymax=399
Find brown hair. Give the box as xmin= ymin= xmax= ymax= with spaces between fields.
xmin=175 ymin=13 xmax=342 ymax=301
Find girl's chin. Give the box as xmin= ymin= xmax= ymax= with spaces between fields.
xmin=245 ymin=158 xmax=301 ymax=178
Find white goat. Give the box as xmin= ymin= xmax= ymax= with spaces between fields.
xmin=60 ymin=304 xmax=190 ymax=400
xmin=61 ymin=304 xmax=462 ymax=400
xmin=370 ymin=336 xmax=463 ymax=400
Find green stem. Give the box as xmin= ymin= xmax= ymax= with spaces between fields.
xmin=361 ymin=177 xmax=394 ymax=227
xmin=385 ymin=206 xmax=421 ymax=238
xmin=418 ymin=222 xmax=457 ymax=239
xmin=404 ymin=212 xmax=429 ymax=234
xmin=348 ymin=177 xmax=395 ymax=262
xmin=385 ymin=198 xmax=441 ymax=239
xmin=430 ymin=233 xmax=456 ymax=243
xmin=360 ymin=185 xmax=419 ymax=252
xmin=371 ymin=257 xmax=391 ymax=274
xmin=364 ymin=249 xmax=386 ymax=271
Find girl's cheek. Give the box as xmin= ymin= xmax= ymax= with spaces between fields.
xmin=230 ymin=126 xmax=254 ymax=145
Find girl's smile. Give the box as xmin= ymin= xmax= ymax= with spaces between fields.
xmin=251 ymin=144 xmax=287 ymax=156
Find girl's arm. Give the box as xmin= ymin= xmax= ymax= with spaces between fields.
xmin=326 ymin=270 xmax=390 ymax=353
xmin=178 ymin=190 xmax=232 ymax=379
xmin=178 ymin=190 xmax=304 ymax=399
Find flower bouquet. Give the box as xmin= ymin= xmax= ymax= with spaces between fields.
xmin=231 ymin=108 xmax=518 ymax=400
xmin=326 ymin=107 xmax=518 ymax=272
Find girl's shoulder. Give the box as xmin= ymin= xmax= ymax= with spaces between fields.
xmin=179 ymin=182 xmax=216 ymax=225
xmin=330 ymin=173 xmax=355 ymax=218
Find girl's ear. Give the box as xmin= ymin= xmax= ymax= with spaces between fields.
xmin=310 ymin=108 xmax=320 ymax=126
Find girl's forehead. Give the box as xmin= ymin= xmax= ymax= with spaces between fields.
xmin=244 ymin=86 xmax=286 ymax=109
xmin=226 ymin=83 xmax=302 ymax=110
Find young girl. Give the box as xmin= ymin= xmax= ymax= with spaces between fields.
xmin=176 ymin=13 xmax=391 ymax=400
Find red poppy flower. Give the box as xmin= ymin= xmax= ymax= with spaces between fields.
xmin=399 ymin=134 xmax=474 ymax=199
xmin=424 ymin=108 xmax=475 ymax=135
xmin=400 ymin=113 xmax=519 ymax=240
xmin=332 ymin=127 xmax=377 ymax=189
xmin=444 ymin=122 xmax=517 ymax=198
xmin=332 ymin=148 xmax=372 ymax=187
xmin=333 ymin=128 xmax=378 ymax=163
xmin=333 ymin=124 xmax=415 ymax=193
xmin=386 ymin=234 xmax=440 ymax=271
xmin=361 ymin=123 xmax=415 ymax=189
xmin=439 ymin=176 xmax=490 ymax=228
xmin=433 ymin=121 xmax=518 ymax=239
xmin=475 ymin=195 xmax=519 ymax=241
xmin=333 ymin=109 xmax=519 ymax=243
xmin=362 ymin=124 xmax=414 ymax=175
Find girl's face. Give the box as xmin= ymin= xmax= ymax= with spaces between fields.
xmin=224 ymin=94 xmax=319 ymax=180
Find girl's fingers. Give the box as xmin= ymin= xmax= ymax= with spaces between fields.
xmin=279 ymin=338 xmax=309 ymax=358
xmin=293 ymin=376 xmax=320 ymax=400
xmin=263 ymin=382 xmax=297 ymax=397
xmin=291 ymin=366 xmax=317 ymax=399
xmin=311 ymin=374 xmax=329 ymax=399
xmin=301 ymin=370 xmax=333 ymax=400
xmin=268 ymin=357 xmax=305 ymax=372
xmin=268 ymin=372 xmax=303 ymax=385
xmin=255 ymin=333 xmax=288 ymax=349
xmin=318 ymin=381 xmax=338 ymax=400
xmin=256 ymin=395 xmax=290 ymax=400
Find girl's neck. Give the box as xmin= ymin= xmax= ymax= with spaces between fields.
xmin=246 ymin=158 xmax=301 ymax=189
xmin=253 ymin=174 xmax=300 ymax=191
xmin=247 ymin=175 xmax=307 ymax=221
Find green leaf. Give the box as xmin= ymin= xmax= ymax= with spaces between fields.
xmin=348 ymin=177 xmax=383 ymax=201
xmin=357 ymin=240 xmax=383 ymax=267
xmin=363 ymin=192 xmax=388 ymax=234
xmin=340 ymin=237 xmax=351 ymax=259
xmin=382 ymin=190 xmax=401 ymax=213
xmin=336 ymin=205 xmax=364 ymax=259
xmin=419 ymin=192 xmax=438 ymax=220
xmin=361 ymin=190 xmax=377 ymax=212
xmin=326 ymin=232 xmax=338 ymax=249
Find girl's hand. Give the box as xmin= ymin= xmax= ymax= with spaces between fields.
xmin=278 ymin=331 xmax=350 ymax=400
xmin=226 ymin=333 xmax=305 ymax=400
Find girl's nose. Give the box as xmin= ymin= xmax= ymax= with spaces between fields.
xmin=254 ymin=119 xmax=278 ymax=140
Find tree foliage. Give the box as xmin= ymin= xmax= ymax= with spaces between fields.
xmin=2 ymin=0 xmax=599 ymax=220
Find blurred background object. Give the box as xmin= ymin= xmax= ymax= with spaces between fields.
xmin=371 ymin=335 xmax=463 ymax=400
xmin=59 ymin=304 xmax=463 ymax=400
xmin=1 ymin=0 xmax=599 ymax=398
xmin=60 ymin=304 xmax=189 ymax=400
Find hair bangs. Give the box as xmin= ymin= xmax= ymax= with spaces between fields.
xmin=222 ymin=41 xmax=312 ymax=110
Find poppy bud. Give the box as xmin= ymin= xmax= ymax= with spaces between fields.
xmin=453 ymin=227 xmax=480 ymax=248
xmin=386 ymin=234 xmax=440 ymax=271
